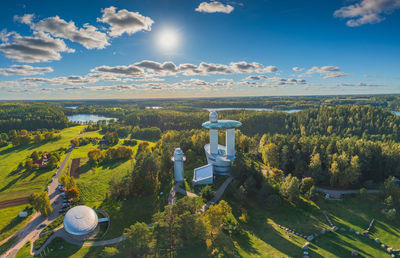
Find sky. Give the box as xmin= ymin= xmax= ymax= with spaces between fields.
xmin=0 ymin=0 xmax=399 ymax=100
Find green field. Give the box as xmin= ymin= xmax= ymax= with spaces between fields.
xmin=0 ymin=126 xmax=95 ymax=242
xmin=0 ymin=204 xmax=32 ymax=241
xmin=0 ymin=126 xmax=88 ymax=202
xmin=232 ymin=195 xmax=399 ymax=257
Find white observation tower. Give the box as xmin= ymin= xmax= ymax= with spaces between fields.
xmin=202 ymin=111 xmax=242 ymax=174
xmin=172 ymin=148 xmax=185 ymax=183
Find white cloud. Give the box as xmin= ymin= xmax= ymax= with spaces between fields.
xmin=20 ymin=75 xmax=97 ymax=86
xmin=31 ymin=16 xmax=109 ymax=49
xmin=292 ymin=67 xmax=304 ymax=72
xmin=0 ymin=31 xmax=74 ymax=63
xmin=334 ymin=0 xmax=400 ymax=27
xmin=97 ymin=6 xmax=154 ymax=37
xmin=339 ymin=82 xmax=382 ymax=87
xmin=14 ymin=14 xmax=34 ymax=25
xmin=244 ymin=75 xmax=268 ymax=80
xmin=323 ymin=72 xmax=350 ymax=79
xmin=257 ymin=65 xmax=278 ymax=73
xmin=304 ymin=66 xmax=349 ymax=79
xmin=307 ymin=66 xmax=340 ymax=74
xmin=230 ymin=61 xmax=263 ymax=73
xmin=0 ymin=65 xmax=53 ymax=76
xmin=0 ymin=81 xmax=19 ymax=89
xmin=91 ymin=60 xmax=278 ymax=78
xmin=243 ymin=75 xmax=306 ymax=85
xmin=195 ymin=1 xmax=234 ymax=14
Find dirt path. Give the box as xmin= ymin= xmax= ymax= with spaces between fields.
xmin=0 ymin=197 xmax=29 ymax=209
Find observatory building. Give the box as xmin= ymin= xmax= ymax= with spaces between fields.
xmin=63 ymin=205 xmax=99 ymax=236
xmin=202 ymin=111 xmax=242 ymax=174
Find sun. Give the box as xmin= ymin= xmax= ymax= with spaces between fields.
xmin=157 ymin=28 xmax=180 ymax=51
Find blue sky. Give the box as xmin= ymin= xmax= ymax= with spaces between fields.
xmin=0 ymin=0 xmax=399 ymax=99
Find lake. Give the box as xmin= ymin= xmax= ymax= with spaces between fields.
xmin=204 ymin=108 xmax=302 ymax=113
xmin=67 ymin=114 xmax=117 ymax=123
xmin=65 ymin=106 xmax=78 ymax=109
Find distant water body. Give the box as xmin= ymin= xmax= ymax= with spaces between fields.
xmin=204 ymin=108 xmax=302 ymax=113
xmin=65 ymin=106 xmax=78 ymax=109
xmin=67 ymin=114 xmax=116 ymax=123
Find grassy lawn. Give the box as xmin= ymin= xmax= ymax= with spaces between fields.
xmin=16 ymin=241 xmax=32 ymax=258
xmin=37 ymin=237 xmax=104 ymax=258
xmin=0 ymin=126 xmax=95 ymax=243
xmin=231 ymin=195 xmax=398 ymax=257
xmin=0 ymin=205 xmax=33 ymax=241
xmin=0 ymin=126 xmax=87 ymax=202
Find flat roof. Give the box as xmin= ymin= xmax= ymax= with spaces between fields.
xmin=202 ymin=120 xmax=242 ymax=129
xmin=193 ymin=164 xmax=213 ymax=182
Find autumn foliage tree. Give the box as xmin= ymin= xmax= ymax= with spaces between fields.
xmin=66 ymin=187 xmax=80 ymax=201
xmin=29 ymin=191 xmax=53 ymax=217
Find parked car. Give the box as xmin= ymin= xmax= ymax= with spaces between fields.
xmin=53 ymin=172 xmax=57 ymax=176
xmin=38 ymin=224 xmax=46 ymax=229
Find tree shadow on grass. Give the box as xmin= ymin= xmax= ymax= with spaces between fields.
xmin=98 ymin=195 xmax=158 ymax=240
xmin=374 ymin=219 xmax=400 ymax=238
xmin=44 ymin=237 xmax=83 ymax=258
xmin=0 ymin=207 xmax=32 ymax=236
xmin=233 ymin=229 xmax=259 ymax=255
xmin=312 ymin=231 xmax=383 ymax=258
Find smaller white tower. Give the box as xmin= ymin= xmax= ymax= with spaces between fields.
xmin=172 ymin=148 xmax=185 ymax=183
xmin=209 ymin=112 xmax=219 ymax=155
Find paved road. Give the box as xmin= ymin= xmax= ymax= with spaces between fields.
xmin=315 ymin=187 xmax=379 ymax=195
xmin=3 ymin=145 xmax=73 ymax=258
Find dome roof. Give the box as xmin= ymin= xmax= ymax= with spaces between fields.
xmin=209 ymin=111 xmax=218 ymax=123
xmin=63 ymin=205 xmax=98 ymax=236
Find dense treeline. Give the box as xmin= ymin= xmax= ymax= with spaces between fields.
xmin=119 ymin=105 xmax=400 ymax=142
xmin=228 ymin=105 xmax=400 ymax=141
xmin=0 ymin=103 xmax=69 ymax=132
xmin=259 ymin=134 xmax=400 ymax=187
xmin=2 ymin=129 xmax=61 ymax=147
xmin=88 ymin=146 xmax=134 ymax=166
xmin=131 ymin=126 xmax=161 ymax=141
xmin=58 ymin=94 xmax=400 ymax=111
xmin=123 ymin=110 xmax=208 ymax=131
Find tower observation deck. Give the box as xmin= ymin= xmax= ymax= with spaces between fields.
xmin=202 ymin=111 xmax=242 ymax=174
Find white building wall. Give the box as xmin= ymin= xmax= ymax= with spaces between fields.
xmin=226 ymin=128 xmax=235 ymax=156
xmin=210 ymin=129 xmax=218 ymax=155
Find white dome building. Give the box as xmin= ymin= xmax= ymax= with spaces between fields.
xmin=63 ymin=205 xmax=98 ymax=236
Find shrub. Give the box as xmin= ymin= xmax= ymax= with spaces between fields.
xmin=383 ymin=208 xmax=397 ymax=221
xmin=201 ymin=185 xmax=215 ymax=202
xmin=101 ymin=247 xmax=120 ymax=257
